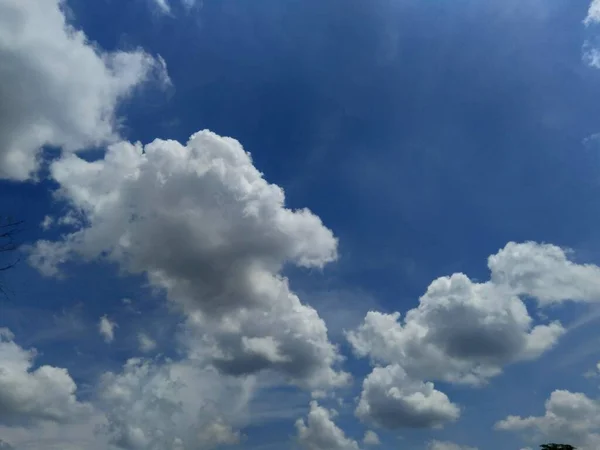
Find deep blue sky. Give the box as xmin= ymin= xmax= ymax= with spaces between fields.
xmin=2 ymin=1 xmax=600 ymax=449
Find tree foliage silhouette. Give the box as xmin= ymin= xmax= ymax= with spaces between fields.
xmin=540 ymin=444 xmax=576 ymax=450
xmin=0 ymin=216 xmax=23 ymax=292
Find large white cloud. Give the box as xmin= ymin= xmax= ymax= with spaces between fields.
xmin=0 ymin=0 xmax=168 ymax=180
xmin=296 ymin=401 xmax=360 ymax=450
xmin=30 ymin=130 xmax=347 ymax=390
xmin=347 ymin=241 xmax=600 ymax=386
xmin=99 ymin=357 xmax=253 ymax=450
xmin=0 ymin=328 xmax=91 ymax=425
xmin=347 ymin=284 xmax=563 ymax=386
xmin=496 ymin=390 xmax=600 ymax=450
xmin=355 ymin=364 xmax=459 ymax=429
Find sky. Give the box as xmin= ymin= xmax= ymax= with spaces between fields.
xmin=3 ymin=0 xmax=600 ymax=449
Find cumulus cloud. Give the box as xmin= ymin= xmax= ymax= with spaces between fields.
xmin=29 ymin=130 xmax=347 ymax=390
xmin=196 ymin=419 xmax=242 ymax=449
xmin=347 ymin=288 xmax=562 ymax=386
xmin=0 ymin=0 xmax=169 ymax=180
xmin=585 ymin=0 xmax=600 ymax=25
xmin=347 ymin=241 xmax=600 ymax=386
xmin=428 ymin=441 xmax=477 ymax=450
xmin=0 ymin=328 xmax=91 ymax=425
xmin=355 ymin=365 xmax=459 ymax=430
xmin=496 ymin=390 xmax=600 ymax=450
xmin=0 ymin=414 xmax=109 ymax=450
xmin=137 ymin=333 xmax=157 ymax=353
xmin=488 ymin=241 xmax=600 ymax=305
xmin=362 ymin=430 xmax=380 ymax=446
xmin=99 ymin=315 xmax=117 ymax=343
xmin=296 ymin=401 xmax=360 ymax=450
xmin=99 ymin=357 xmax=253 ymax=450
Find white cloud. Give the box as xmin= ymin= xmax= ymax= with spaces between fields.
xmin=584 ymin=362 xmax=600 ymax=379
xmin=496 ymin=390 xmax=600 ymax=450
xmin=347 ymin=241 xmax=600 ymax=386
xmin=99 ymin=357 xmax=253 ymax=450
xmin=296 ymin=401 xmax=360 ymax=450
xmin=40 ymin=215 xmax=54 ymax=230
xmin=99 ymin=315 xmax=117 ymax=343
xmin=0 ymin=0 xmax=169 ymax=180
xmin=29 ymin=130 xmax=347 ymax=390
xmin=347 ymin=288 xmax=563 ymax=386
xmin=196 ymin=418 xmax=241 ymax=449
xmin=152 ymin=0 xmax=171 ymax=14
xmin=0 ymin=413 xmax=109 ymax=450
xmin=137 ymin=333 xmax=157 ymax=353
xmin=362 ymin=430 xmax=380 ymax=446
xmin=583 ymin=42 xmax=600 ymax=69
xmin=428 ymin=441 xmax=477 ymax=450
xmin=355 ymin=365 xmax=460 ymax=429
xmin=488 ymin=241 xmax=600 ymax=305
xmin=585 ymin=0 xmax=600 ymax=25
xmin=0 ymin=328 xmax=91 ymax=425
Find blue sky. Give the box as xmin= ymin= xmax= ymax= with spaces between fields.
xmin=3 ymin=0 xmax=600 ymax=449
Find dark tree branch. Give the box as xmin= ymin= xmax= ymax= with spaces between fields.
xmin=0 ymin=217 xmax=23 ymax=276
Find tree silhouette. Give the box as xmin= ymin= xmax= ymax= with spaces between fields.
xmin=540 ymin=444 xmax=576 ymax=450
xmin=0 ymin=217 xmax=23 ymax=292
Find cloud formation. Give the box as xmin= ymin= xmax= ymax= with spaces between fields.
xmin=362 ymin=430 xmax=380 ymax=446
xmin=355 ymin=364 xmax=460 ymax=429
xmin=0 ymin=328 xmax=91 ymax=425
xmin=496 ymin=390 xmax=600 ymax=450
xmin=99 ymin=315 xmax=117 ymax=343
xmin=428 ymin=441 xmax=478 ymax=450
xmin=348 ymin=241 xmax=600 ymax=387
xmin=296 ymin=401 xmax=360 ymax=450
xmin=30 ymin=130 xmax=347 ymax=390
xmin=585 ymin=0 xmax=600 ymax=25
xmin=0 ymin=0 xmax=168 ymax=180
xmin=99 ymin=357 xmax=252 ymax=450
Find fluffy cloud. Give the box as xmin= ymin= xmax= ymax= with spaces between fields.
xmin=0 ymin=414 xmax=109 ymax=450
xmin=362 ymin=430 xmax=380 ymax=446
xmin=137 ymin=333 xmax=157 ymax=353
xmin=348 ymin=241 xmax=600 ymax=386
xmin=99 ymin=315 xmax=117 ymax=343
xmin=0 ymin=328 xmax=91 ymax=425
xmin=296 ymin=401 xmax=360 ymax=450
xmin=0 ymin=0 xmax=168 ymax=180
xmin=585 ymin=0 xmax=600 ymax=25
xmin=496 ymin=390 xmax=600 ymax=450
xmin=355 ymin=365 xmax=459 ymax=429
xmin=196 ymin=418 xmax=241 ymax=449
xmin=29 ymin=130 xmax=347 ymax=390
xmin=488 ymin=242 xmax=600 ymax=305
xmin=347 ymin=287 xmax=562 ymax=386
xmin=428 ymin=441 xmax=477 ymax=450
xmin=99 ymin=357 xmax=253 ymax=450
